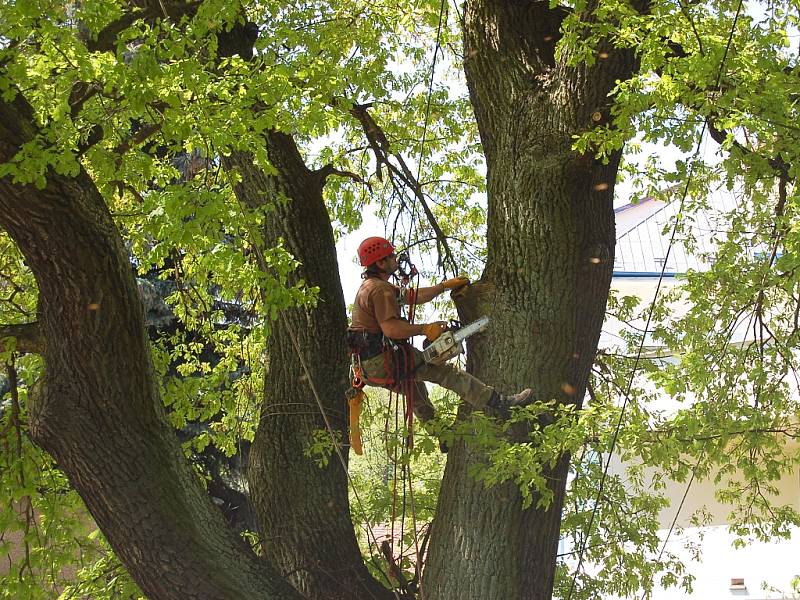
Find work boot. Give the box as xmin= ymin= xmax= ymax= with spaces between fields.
xmin=486 ymin=388 xmax=534 ymax=419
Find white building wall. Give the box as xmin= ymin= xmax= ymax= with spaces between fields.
xmin=655 ymin=526 xmax=799 ymax=600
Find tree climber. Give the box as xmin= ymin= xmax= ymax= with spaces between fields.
xmin=346 ymin=236 xmax=534 ymax=424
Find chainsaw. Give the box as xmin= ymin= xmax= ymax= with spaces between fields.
xmin=421 ymin=316 xmax=489 ymax=365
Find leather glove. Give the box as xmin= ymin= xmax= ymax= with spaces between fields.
xmin=442 ymin=276 xmax=470 ymax=290
xmin=347 ymin=388 xmax=364 ymax=455
xmin=421 ymin=321 xmax=447 ymax=342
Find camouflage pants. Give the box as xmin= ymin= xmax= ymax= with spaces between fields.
xmin=359 ymin=346 xmax=494 ymax=422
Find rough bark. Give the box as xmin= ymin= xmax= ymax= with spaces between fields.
xmin=0 ymin=94 xmax=300 ymax=600
xmin=225 ymin=132 xmax=393 ymax=600
xmin=423 ymin=2 xmax=637 ymax=599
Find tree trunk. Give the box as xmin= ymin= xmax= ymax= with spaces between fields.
xmin=423 ymin=2 xmax=637 ymax=598
xmin=0 ymin=95 xmax=300 ymax=600
xmin=226 ymin=132 xmax=393 ymax=600
xmin=211 ymin=21 xmax=390 ymax=598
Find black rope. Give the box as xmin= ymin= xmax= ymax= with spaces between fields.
xmin=638 ymin=445 xmax=707 ymax=600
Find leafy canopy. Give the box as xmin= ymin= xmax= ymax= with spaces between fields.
xmin=1 ymin=0 xmax=800 ymax=598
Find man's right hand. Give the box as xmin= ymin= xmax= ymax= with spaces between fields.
xmin=421 ymin=321 xmax=448 ymax=342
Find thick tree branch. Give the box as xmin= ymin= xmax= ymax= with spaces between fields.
xmin=86 ymin=1 xmax=202 ymax=53
xmin=0 ymin=322 xmax=42 ymax=354
xmin=0 ymin=95 xmax=36 ymax=161
xmin=315 ymin=164 xmax=371 ymax=190
xmin=0 ymin=82 xmax=300 ymax=600
xmin=212 ymin=21 xmax=394 ymax=600
xmin=473 ymin=1 xmax=567 ymax=78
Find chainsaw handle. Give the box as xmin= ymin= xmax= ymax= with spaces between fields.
xmin=422 ymin=320 xmax=459 ymax=349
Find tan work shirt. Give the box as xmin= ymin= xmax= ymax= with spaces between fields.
xmin=350 ymin=277 xmax=402 ymax=334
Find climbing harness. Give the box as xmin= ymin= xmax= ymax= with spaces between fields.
xmin=345 ymin=245 xmax=423 ymax=451
xmin=345 ymin=331 xmax=415 ymax=455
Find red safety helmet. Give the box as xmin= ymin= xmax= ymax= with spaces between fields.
xmin=358 ymin=236 xmax=395 ymax=267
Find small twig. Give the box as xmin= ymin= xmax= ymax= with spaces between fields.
xmin=678 ymin=0 xmax=705 ymax=56
xmin=108 ymin=180 xmax=146 ymax=204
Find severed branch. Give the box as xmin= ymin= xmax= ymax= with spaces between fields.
xmin=0 ymin=322 xmax=42 ymax=355
xmin=349 ymin=103 xmax=459 ymax=275
xmin=379 ymin=540 xmax=414 ymax=599
xmin=315 ymin=164 xmax=372 ymax=192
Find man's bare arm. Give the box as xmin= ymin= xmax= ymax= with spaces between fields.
xmin=380 ymin=318 xmax=447 ymax=341
xmin=405 ymin=277 xmax=470 ymax=305
xmin=409 ymin=284 xmax=445 ymax=304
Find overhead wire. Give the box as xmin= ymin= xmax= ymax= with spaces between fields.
xmin=565 ymin=1 xmax=746 ymax=598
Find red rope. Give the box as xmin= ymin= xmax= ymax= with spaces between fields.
xmin=386 ymin=271 xmax=424 ymax=589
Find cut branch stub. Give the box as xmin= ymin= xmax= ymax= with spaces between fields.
xmin=0 ymin=322 xmax=42 ymax=355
